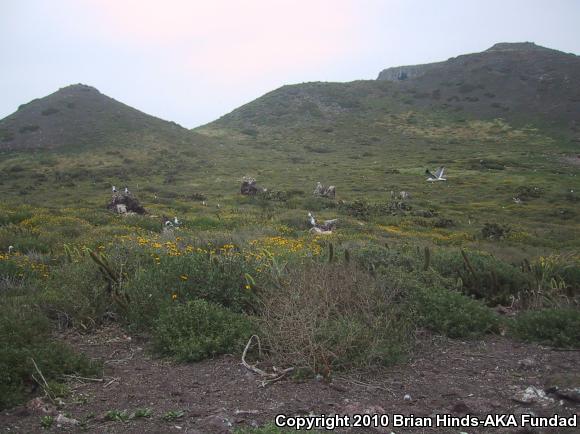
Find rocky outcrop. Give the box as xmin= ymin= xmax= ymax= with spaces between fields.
xmin=107 ymin=192 xmax=146 ymax=214
xmin=377 ymin=61 xmax=445 ymax=81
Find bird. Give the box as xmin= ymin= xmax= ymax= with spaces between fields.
xmin=308 ymin=212 xmax=338 ymax=233
xmin=8 ymin=245 xmax=14 ymax=254
xmin=112 ymin=185 xmax=117 ymax=193
xmin=513 ymin=197 xmax=523 ymax=204
xmin=425 ymin=166 xmax=447 ymax=182
xmin=124 ymin=187 xmax=130 ymax=194
xmin=173 ymin=216 xmax=180 ymax=226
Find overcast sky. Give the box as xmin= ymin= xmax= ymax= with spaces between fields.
xmin=1 ymin=0 xmax=579 ymax=128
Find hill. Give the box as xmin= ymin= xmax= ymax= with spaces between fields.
xmin=203 ymin=42 xmax=580 ymax=143
xmin=0 ymin=84 xmax=190 ymax=150
xmin=377 ymin=42 xmax=580 ymax=134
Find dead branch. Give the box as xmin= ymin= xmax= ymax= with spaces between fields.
xmin=241 ymin=335 xmax=294 ymax=387
xmin=61 ymin=374 xmax=104 ymax=383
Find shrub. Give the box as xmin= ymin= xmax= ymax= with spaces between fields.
xmin=41 ymin=107 xmax=59 ymax=116
xmin=38 ymin=259 xmax=112 ymax=329
xmin=432 ymin=250 xmax=531 ymax=305
xmin=19 ymin=125 xmax=40 ymax=134
xmin=0 ymin=303 xmax=101 ymax=409
xmin=123 ymin=252 xmax=257 ymax=329
xmin=153 ymin=300 xmax=255 ymax=362
xmin=510 ymin=308 xmax=580 ymax=348
xmin=481 ymin=223 xmax=512 ymax=240
xmin=259 ymin=263 xmax=412 ymax=375
xmin=414 ymin=287 xmax=499 ymax=338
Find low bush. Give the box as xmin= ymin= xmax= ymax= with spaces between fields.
xmin=0 ymin=303 xmax=101 ymax=409
xmin=123 ymin=252 xmax=257 ymax=329
xmin=432 ymin=250 xmax=531 ymax=306
xmin=510 ymin=308 xmax=580 ymax=348
xmin=259 ymin=263 xmax=412 ymax=375
xmin=153 ymin=299 xmax=255 ymax=362
xmin=414 ymin=287 xmax=499 ymax=338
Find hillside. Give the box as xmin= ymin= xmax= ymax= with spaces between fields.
xmin=203 ymin=42 xmax=580 ymax=144
xmin=378 ymin=42 xmax=580 ymax=135
xmin=0 ymin=84 xmax=190 ymax=150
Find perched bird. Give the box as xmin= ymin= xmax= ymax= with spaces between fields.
xmin=308 ymin=212 xmax=338 ymax=233
xmin=124 ymin=187 xmax=130 ymax=194
xmin=425 ymin=167 xmax=447 ymax=182
xmin=112 ymin=185 xmax=117 ymax=193
xmin=174 ymin=216 xmax=180 ymax=225
xmin=8 ymin=245 xmax=14 ymax=254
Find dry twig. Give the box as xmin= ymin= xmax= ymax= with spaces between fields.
xmin=241 ymin=335 xmax=293 ymax=387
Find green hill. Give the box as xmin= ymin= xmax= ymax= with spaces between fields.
xmin=0 ymin=84 xmax=190 ymax=150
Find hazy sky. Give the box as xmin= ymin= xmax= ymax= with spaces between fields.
xmin=2 ymin=0 xmax=579 ymax=128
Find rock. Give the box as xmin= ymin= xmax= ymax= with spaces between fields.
xmin=513 ymin=386 xmax=554 ymax=405
xmin=115 ymin=204 xmax=127 ymax=214
xmin=194 ymin=410 xmax=233 ymax=432
xmin=240 ymin=177 xmax=264 ymax=195
xmin=55 ymin=413 xmax=79 ymax=426
xmin=26 ymin=397 xmax=56 ymax=415
xmin=551 ymin=387 xmax=580 ymax=403
xmin=107 ymin=192 xmax=146 ymax=214
xmin=518 ymin=358 xmax=536 ymax=370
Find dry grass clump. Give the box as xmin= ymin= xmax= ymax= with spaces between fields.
xmin=259 ymin=263 xmax=411 ymax=376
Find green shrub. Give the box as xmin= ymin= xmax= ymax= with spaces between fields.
xmin=414 ymin=287 xmax=499 ymax=338
xmin=124 ymin=251 xmax=257 ymax=330
xmin=38 ymin=259 xmax=112 ymax=329
xmin=0 ymin=303 xmax=101 ymax=409
xmin=510 ymin=308 xmax=580 ymax=348
xmin=153 ymin=300 xmax=255 ymax=362
xmin=432 ymin=250 xmax=531 ymax=306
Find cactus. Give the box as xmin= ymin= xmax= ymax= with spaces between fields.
xmin=87 ymin=249 xmax=129 ymax=309
xmin=328 ymin=243 xmax=334 ymax=263
xmin=423 ymin=246 xmax=431 ymax=271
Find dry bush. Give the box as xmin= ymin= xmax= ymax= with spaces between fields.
xmin=258 ymin=263 xmax=411 ymax=376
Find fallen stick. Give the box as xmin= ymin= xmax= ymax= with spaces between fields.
xmin=241 ymin=335 xmax=293 ymax=387
xmin=62 ymin=374 xmax=104 ymax=383
xmin=104 ymin=377 xmax=119 ymax=388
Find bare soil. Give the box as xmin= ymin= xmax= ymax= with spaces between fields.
xmin=1 ymin=326 xmax=579 ymax=434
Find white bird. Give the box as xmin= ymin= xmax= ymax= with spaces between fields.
xmin=308 ymin=212 xmax=338 ymax=233
xmin=124 ymin=187 xmax=130 ymax=194
xmin=8 ymin=245 xmax=14 ymax=254
xmin=174 ymin=216 xmax=180 ymax=225
xmin=425 ymin=166 xmax=447 ymax=182
xmin=112 ymin=185 xmax=117 ymax=193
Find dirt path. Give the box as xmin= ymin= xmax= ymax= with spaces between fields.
xmin=1 ymin=326 xmax=579 ymax=433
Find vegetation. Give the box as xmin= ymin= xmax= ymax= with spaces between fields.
xmin=0 ymin=55 xmax=578 ymax=412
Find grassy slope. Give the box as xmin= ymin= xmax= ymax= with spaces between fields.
xmin=0 ymin=79 xmax=578 ymax=257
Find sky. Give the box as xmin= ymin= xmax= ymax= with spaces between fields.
xmin=1 ymin=0 xmax=580 ymax=128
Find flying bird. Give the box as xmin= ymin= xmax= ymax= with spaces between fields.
xmin=425 ymin=167 xmax=447 ymax=182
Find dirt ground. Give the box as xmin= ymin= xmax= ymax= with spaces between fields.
xmin=1 ymin=326 xmax=579 ymax=434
